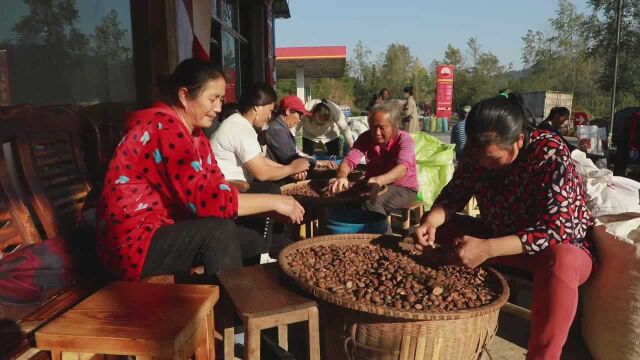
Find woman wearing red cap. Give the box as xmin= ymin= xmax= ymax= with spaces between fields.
xmin=265 ymin=96 xmax=336 ymax=178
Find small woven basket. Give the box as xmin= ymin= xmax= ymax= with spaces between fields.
xmin=278 ymin=234 xmax=510 ymax=360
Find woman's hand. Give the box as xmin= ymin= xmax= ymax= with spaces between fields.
xmin=455 ymin=235 xmax=492 ymax=269
xmin=274 ymin=195 xmax=305 ymax=224
xmin=413 ymin=221 xmax=438 ymax=251
xmin=413 ymin=206 xmax=447 ymax=250
xmin=330 ymin=177 xmax=350 ymax=194
xmin=288 ymin=158 xmax=310 ymax=174
xmin=367 ymin=176 xmax=384 ymax=187
xmin=317 ymin=160 xmax=338 ymax=169
xmin=292 ymin=171 xmax=307 ymax=181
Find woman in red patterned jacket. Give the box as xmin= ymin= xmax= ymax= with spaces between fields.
xmin=97 ymin=59 xmax=304 ymax=282
xmin=414 ymin=92 xmax=593 ymax=360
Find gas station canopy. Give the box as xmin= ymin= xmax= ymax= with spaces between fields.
xmin=275 ymin=46 xmax=346 ymax=100
xmin=275 ymin=46 xmax=346 ymax=79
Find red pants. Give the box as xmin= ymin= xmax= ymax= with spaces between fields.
xmin=436 ymin=215 xmax=593 ymax=360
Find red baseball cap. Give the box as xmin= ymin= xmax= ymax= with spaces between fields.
xmin=279 ymin=96 xmax=311 ymax=116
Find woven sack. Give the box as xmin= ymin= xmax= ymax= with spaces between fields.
xmin=582 ymin=213 xmax=640 ymax=359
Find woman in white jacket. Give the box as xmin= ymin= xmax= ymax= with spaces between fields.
xmin=300 ymin=99 xmax=354 ymax=156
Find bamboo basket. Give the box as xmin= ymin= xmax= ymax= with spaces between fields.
xmin=278 ymin=234 xmax=510 ymax=360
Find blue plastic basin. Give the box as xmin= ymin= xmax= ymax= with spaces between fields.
xmin=326 ymin=209 xmax=388 ymax=234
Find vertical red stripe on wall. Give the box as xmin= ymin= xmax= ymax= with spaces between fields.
xmin=193 ymin=36 xmax=209 ymax=60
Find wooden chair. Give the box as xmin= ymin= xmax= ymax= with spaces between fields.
xmin=75 ymin=102 xmax=134 ymax=187
xmin=35 ymin=282 xmax=219 ymax=360
xmin=0 ymin=147 xmax=97 ymax=359
xmin=0 ymin=143 xmax=41 ymax=254
xmin=0 ymin=106 xmax=101 ymax=359
xmin=0 ymin=105 xmax=93 ymax=239
xmin=217 ymin=263 xmax=320 ymax=360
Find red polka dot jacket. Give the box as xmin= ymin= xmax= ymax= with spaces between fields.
xmin=435 ymin=129 xmax=593 ymax=255
xmin=97 ymin=103 xmax=238 ymax=280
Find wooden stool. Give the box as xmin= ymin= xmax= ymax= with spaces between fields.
xmin=142 ymin=265 xmax=206 ymax=284
xmin=388 ymin=200 xmax=425 ymax=230
xmin=36 ymin=282 xmax=219 ymax=360
xmin=217 ymin=263 xmax=320 ymax=360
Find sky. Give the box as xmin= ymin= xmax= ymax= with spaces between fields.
xmin=275 ymin=0 xmax=590 ymax=71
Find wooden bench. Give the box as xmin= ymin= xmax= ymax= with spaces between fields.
xmin=36 ymin=282 xmax=219 ymax=360
xmin=217 ymin=263 xmax=320 ymax=360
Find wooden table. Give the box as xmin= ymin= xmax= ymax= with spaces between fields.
xmin=217 ymin=263 xmax=320 ymax=360
xmin=36 ymin=282 xmax=219 ymax=360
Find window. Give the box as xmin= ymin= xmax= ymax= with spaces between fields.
xmin=0 ymin=0 xmax=135 ymax=106
xmin=211 ymin=0 xmax=246 ymax=102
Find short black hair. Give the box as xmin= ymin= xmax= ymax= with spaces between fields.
xmin=403 ymin=86 xmax=413 ymax=95
xmin=238 ymin=82 xmax=277 ymax=114
xmin=466 ymin=92 xmax=533 ymax=149
xmin=546 ymin=106 xmax=570 ymax=121
xmin=159 ymin=58 xmax=226 ymax=105
xmin=312 ymin=102 xmax=332 ymax=122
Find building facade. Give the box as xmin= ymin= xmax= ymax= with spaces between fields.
xmin=0 ymin=0 xmax=289 ymax=108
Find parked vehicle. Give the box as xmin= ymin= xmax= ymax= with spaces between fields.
xmin=520 ymin=91 xmax=573 ymax=126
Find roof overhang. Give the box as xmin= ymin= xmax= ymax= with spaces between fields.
xmin=273 ymin=0 xmax=291 ymax=19
xmin=275 ymin=46 xmax=346 ymax=79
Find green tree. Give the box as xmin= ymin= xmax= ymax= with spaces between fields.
xmin=466 ymin=37 xmax=481 ymax=74
xmin=586 ymin=0 xmax=640 ymax=103
xmin=92 ymin=9 xmax=131 ymax=63
xmin=434 ymin=40 xmax=509 ymax=111
xmin=10 ymin=0 xmax=90 ymax=103
xmin=14 ymin=0 xmax=89 ymax=53
xmin=379 ymin=43 xmax=414 ymax=97
xmin=442 ymin=44 xmax=464 ymax=68
xmin=349 ymin=41 xmax=380 ymax=110
xmin=517 ymin=0 xmax=612 ymax=115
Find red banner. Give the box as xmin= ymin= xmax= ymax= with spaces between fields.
xmin=224 ymin=68 xmax=237 ymax=103
xmin=0 ymin=50 xmax=11 ymax=106
xmin=435 ymin=65 xmax=454 ymax=119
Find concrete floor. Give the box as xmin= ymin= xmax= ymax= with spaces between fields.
xmin=485 ymin=311 xmax=592 ymax=360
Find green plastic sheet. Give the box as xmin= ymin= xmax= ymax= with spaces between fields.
xmin=410 ymin=132 xmax=455 ymax=210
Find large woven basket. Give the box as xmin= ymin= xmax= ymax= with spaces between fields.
xmin=278 ymin=234 xmax=510 ymax=360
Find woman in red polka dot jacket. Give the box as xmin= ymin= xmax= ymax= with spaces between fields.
xmin=414 ymin=92 xmax=593 ymax=360
xmin=96 ymin=58 xmax=305 ymax=282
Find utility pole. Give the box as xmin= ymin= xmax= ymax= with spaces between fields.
xmin=608 ymin=0 xmax=624 ymax=147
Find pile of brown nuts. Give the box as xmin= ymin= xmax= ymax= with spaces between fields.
xmin=284 ymin=244 xmax=498 ymax=312
xmin=313 ymin=163 xmax=336 ymax=171
xmin=283 ymin=181 xmax=363 ymax=199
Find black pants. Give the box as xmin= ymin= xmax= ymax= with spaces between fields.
xmin=140 ymin=218 xmax=263 ymax=280
xmin=303 ymin=137 xmax=340 ymax=156
xmin=239 ymin=181 xmax=291 ymax=256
